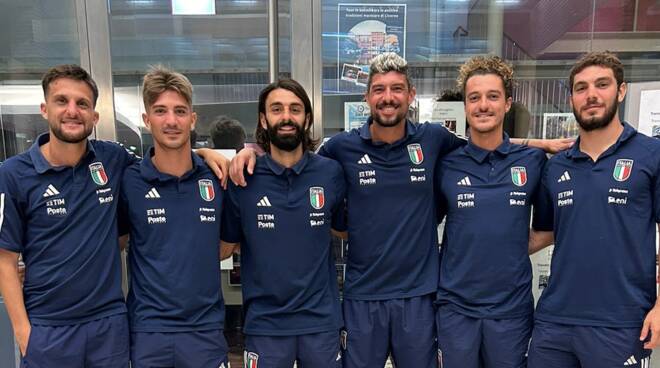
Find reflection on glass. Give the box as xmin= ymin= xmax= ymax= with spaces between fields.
xmin=321 ymin=0 xmax=660 ymax=140
xmin=0 ymin=0 xmax=80 ymax=160
xmin=108 ymin=0 xmax=291 ymax=156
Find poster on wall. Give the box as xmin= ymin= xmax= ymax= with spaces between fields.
xmin=418 ymin=98 xmax=466 ymax=136
xmin=638 ymin=89 xmax=660 ymax=138
xmin=344 ymin=101 xmax=371 ymax=131
xmin=542 ymin=113 xmax=579 ymax=139
xmin=337 ymin=3 xmax=407 ymax=88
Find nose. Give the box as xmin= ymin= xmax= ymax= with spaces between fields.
xmin=585 ymin=84 xmax=599 ymax=101
xmin=477 ymin=96 xmax=489 ymax=110
xmin=163 ymin=110 xmax=179 ymax=125
xmin=64 ymin=100 xmax=79 ymax=117
xmin=382 ymin=88 xmax=394 ymax=102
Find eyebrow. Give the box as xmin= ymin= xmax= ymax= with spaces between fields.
xmin=468 ymin=90 xmax=503 ymax=96
xmin=152 ymin=104 xmax=189 ymax=110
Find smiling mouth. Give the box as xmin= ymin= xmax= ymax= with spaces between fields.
xmin=583 ymin=105 xmax=602 ymax=111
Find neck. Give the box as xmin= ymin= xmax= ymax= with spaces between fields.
xmin=370 ymin=119 xmax=406 ymax=144
xmin=151 ymin=144 xmax=193 ymax=177
xmin=578 ymin=117 xmax=624 ymax=161
xmin=270 ymin=145 xmax=304 ymax=168
xmin=470 ymin=127 xmax=504 ymax=151
xmin=40 ymin=134 xmax=88 ymax=167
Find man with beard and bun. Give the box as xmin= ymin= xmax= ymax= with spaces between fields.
xmin=118 ymin=66 xmax=229 ymax=367
xmin=220 ymin=78 xmax=345 ymax=367
xmin=528 ymin=51 xmax=660 ymax=367
xmin=434 ymin=56 xmax=552 ymax=368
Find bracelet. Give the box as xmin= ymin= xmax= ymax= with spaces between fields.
xmin=522 ymin=139 xmax=530 ymax=146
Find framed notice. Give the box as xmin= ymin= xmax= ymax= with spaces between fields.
xmin=337 ymin=3 xmax=406 ymax=89
xmin=344 ymin=101 xmax=371 ymax=131
xmin=542 ymin=113 xmax=578 ymax=139
xmin=418 ymin=98 xmax=466 ymax=136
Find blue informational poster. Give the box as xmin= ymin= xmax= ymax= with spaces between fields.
xmin=337 ymin=3 xmax=407 ymax=88
xmin=344 ymin=101 xmax=371 ymax=131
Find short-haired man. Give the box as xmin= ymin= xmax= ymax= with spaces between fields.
xmin=221 ymin=78 xmax=345 ymax=367
xmin=209 ymin=115 xmax=246 ymax=151
xmin=119 ymin=66 xmax=229 ymax=367
xmin=0 ymin=64 xmax=136 ymax=367
xmin=528 ymin=51 xmax=660 ymax=367
xmin=434 ymin=56 xmax=552 ymax=368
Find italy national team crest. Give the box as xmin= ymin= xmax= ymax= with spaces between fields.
xmin=89 ymin=162 xmax=108 ymax=186
xmin=613 ymin=159 xmax=633 ymax=182
xmin=245 ymin=352 xmax=258 ymax=368
xmin=407 ymin=143 xmax=424 ymax=165
xmin=310 ymin=186 xmax=325 ymax=210
xmin=510 ymin=166 xmax=527 ymax=187
xmin=198 ymin=179 xmax=215 ymax=202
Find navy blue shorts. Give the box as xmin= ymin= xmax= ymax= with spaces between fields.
xmin=342 ymin=294 xmax=436 ymax=368
xmin=435 ymin=305 xmax=532 ymax=368
xmin=528 ymin=320 xmax=652 ymax=368
xmin=20 ymin=313 xmax=129 ymax=368
xmin=244 ymin=330 xmax=341 ymax=368
xmin=130 ymin=329 xmax=228 ymax=368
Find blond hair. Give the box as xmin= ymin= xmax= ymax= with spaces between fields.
xmin=367 ymin=52 xmax=413 ymax=91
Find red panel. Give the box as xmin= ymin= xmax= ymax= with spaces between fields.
xmin=636 ymin=0 xmax=660 ymax=31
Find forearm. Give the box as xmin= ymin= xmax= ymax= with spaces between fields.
xmin=220 ymin=241 xmax=239 ymax=260
xmin=528 ymin=230 xmax=554 ymax=255
xmin=331 ymin=229 xmax=348 ymax=240
xmin=0 ymin=257 xmax=30 ymax=336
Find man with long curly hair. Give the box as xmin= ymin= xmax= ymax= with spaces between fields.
xmin=221 ymin=78 xmax=346 ymax=367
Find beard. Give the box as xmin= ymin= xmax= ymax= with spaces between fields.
xmin=573 ymin=95 xmax=619 ymax=132
xmin=50 ymin=122 xmax=94 ymax=144
xmin=372 ymin=101 xmax=408 ymax=127
xmin=268 ymin=120 xmax=304 ymax=152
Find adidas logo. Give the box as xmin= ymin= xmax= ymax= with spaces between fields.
xmin=257 ymin=196 xmax=272 ymax=207
xmin=145 ymin=188 xmax=161 ymax=199
xmin=557 ymin=171 xmax=571 ymax=183
xmin=43 ymin=184 xmax=60 ymax=198
xmin=357 ymin=154 xmax=372 ymax=164
xmin=457 ymin=176 xmax=472 ymax=186
xmin=624 ymin=355 xmax=649 ymax=367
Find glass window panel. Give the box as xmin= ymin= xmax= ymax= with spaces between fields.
xmin=0 ymin=0 xmax=80 ymax=161
xmin=109 ymin=0 xmax=291 ymax=155
xmin=320 ymin=0 xmax=660 ymax=140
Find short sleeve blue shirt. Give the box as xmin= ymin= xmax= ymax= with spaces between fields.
xmin=318 ymin=119 xmax=465 ymax=300
xmin=221 ymin=152 xmax=345 ymax=336
xmin=0 ymin=133 xmax=136 ymax=325
xmin=435 ymin=136 xmax=547 ymax=318
xmin=535 ymin=122 xmax=660 ymax=327
xmin=119 ymin=148 xmax=225 ymax=332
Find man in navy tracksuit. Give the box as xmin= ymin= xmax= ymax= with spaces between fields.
xmin=119 ymin=66 xmax=229 ymax=367
xmin=0 ymin=64 xmax=135 ymax=367
xmin=434 ymin=56 xmax=552 ymax=368
xmin=528 ymin=51 xmax=660 ymax=367
xmin=221 ymin=78 xmax=345 ymax=367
